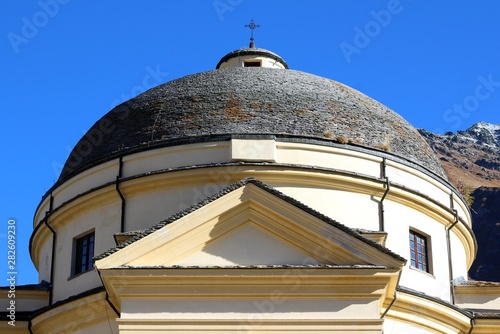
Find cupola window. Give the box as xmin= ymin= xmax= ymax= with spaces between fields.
xmin=73 ymin=231 xmax=95 ymax=275
xmin=244 ymin=60 xmax=261 ymax=67
xmin=409 ymin=230 xmax=429 ymax=273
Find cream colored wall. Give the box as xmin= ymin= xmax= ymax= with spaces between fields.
xmin=457 ymin=294 xmax=500 ymax=310
xmin=52 ymin=201 xmax=121 ymax=302
xmin=383 ymin=318 xmax=436 ymax=333
xmin=449 ymin=232 xmax=468 ymax=283
xmin=386 ymin=162 xmax=471 ymax=229
xmin=385 ymin=200 xmax=456 ymax=301
xmin=384 ymin=290 xmax=472 ymax=333
xmin=455 ymin=286 xmax=500 ymax=309
xmin=231 ymin=138 xmax=277 ymax=162
xmin=277 ymin=142 xmax=382 ymax=178
xmin=177 ymin=223 xmax=321 ymax=266
xmin=51 ymin=159 xmax=119 ymax=211
xmin=459 ymin=297 xmax=500 ymax=310
xmin=72 ymin=320 xmax=118 ymax=334
xmin=218 ymin=55 xmax=287 ymax=69
xmin=124 ymin=182 xmax=381 ymax=236
xmin=0 ymin=290 xmax=48 ymax=312
xmin=38 ymin=237 xmax=53 ymax=283
xmin=275 ymin=186 xmax=380 ymax=231
xmin=121 ymin=297 xmax=380 ymax=320
xmin=32 ymin=138 xmax=473 ymax=303
xmin=0 ymin=321 xmax=30 ymax=334
xmin=122 ymin=142 xmax=230 ymax=177
xmin=385 ymin=163 xmax=450 ymax=211
xmin=30 ymin=291 xmax=118 ymax=334
xmin=117 ymin=321 xmax=384 ymax=334
xmin=124 ymin=184 xmax=233 ymax=232
xmin=35 ymin=140 xmax=466 ymax=228
xmin=34 ymin=197 xmax=50 ymax=229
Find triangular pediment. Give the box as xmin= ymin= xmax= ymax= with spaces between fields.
xmin=95 ymin=180 xmax=405 ymax=270
xmin=177 ymin=223 xmax=320 ymax=266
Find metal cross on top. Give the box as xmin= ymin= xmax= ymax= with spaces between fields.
xmin=244 ymin=19 xmax=260 ymax=40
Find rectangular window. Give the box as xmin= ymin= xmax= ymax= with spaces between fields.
xmin=244 ymin=61 xmax=261 ymax=67
xmin=409 ymin=230 xmax=429 ymax=272
xmin=74 ymin=232 xmax=95 ymax=275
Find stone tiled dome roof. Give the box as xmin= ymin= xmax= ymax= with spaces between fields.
xmin=59 ymin=67 xmax=446 ymax=182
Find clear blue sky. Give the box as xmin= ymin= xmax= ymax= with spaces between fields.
xmin=1 ymin=1 xmax=500 ymax=285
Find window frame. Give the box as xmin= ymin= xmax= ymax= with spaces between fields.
xmin=243 ymin=60 xmax=262 ymax=67
xmin=72 ymin=231 xmax=95 ymax=276
xmin=409 ymin=229 xmax=431 ymax=273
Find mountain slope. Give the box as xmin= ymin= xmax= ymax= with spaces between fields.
xmin=419 ymin=122 xmax=500 ymax=282
xmin=468 ymin=187 xmax=500 ymax=281
xmin=419 ymin=122 xmax=500 ymax=190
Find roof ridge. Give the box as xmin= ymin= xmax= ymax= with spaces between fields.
xmin=93 ymin=178 xmax=252 ymax=261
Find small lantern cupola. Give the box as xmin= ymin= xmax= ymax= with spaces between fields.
xmin=216 ymin=19 xmax=289 ymax=70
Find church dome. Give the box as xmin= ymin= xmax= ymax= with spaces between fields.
xmin=59 ymin=66 xmax=446 ymax=182
xmin=27 ymin=35 xmax=484 ymax=333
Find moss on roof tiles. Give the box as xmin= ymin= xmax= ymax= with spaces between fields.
xmin=60 ymin=67 xmax=446 ymax=182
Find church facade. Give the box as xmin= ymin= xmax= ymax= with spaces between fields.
xmin=2 ymin=38 xmax=500 ymax=333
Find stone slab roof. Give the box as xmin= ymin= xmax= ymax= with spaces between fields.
xmin=455 ymin=280 xmax=500 ymax=287
xmin=114 ymin=264 xmax=389 ymax=270
xmin=59 ymin=67 xmax=446 ymax=183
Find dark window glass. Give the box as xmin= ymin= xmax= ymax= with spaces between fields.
xmin=244 ymin=61 xmax=261 ymax=67
xmin=75 ymin=232 xmax=94 ymax=275
xmin=409 ymin=230 xmax=428 ymax=272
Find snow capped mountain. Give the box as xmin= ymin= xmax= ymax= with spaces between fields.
xmin=418 ymin=121 xmax=500 ymax=282
xmin=457 ymin=122 xmax=500 ymax=147
xmin=418 ymin=121 xmax=500 ymax=189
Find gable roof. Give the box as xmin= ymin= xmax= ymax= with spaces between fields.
xmin=94 ymin=178 xmax=406 ymax=264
